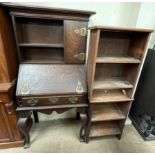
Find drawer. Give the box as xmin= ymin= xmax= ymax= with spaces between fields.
xmin=20 ymin=95 xmax=86 ymax=107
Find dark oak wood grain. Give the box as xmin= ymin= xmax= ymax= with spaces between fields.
xmin=91 ymin=103 xmax=125 ymax=122
xmin=64 ymin=20 xmax=87 ymax=63
xmin=86 ymin=26 xmax=152 ymax=142
xmin=3 ymin=3 xmax=95 ymax=148
xmin=16 ymin=64 xmax=87 ymax=96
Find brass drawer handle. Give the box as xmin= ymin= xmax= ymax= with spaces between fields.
xmin=49 ymin=97 xmax=59 ymax=103
xmin=74 ymin=28 xmax=87 ymax=36
xmin=69 ymin=96 xmax=78 ymax=104
xmin=27 ymin=98 xmax=38 ymax=106
xmin=73 ymin=53 xmax=85 ymax=62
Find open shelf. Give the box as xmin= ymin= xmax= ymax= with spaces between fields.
xmin=96 ymin=56 xmax=141 ymax=64
xmin=93 ymin=77 xmax=133 ymax=90
xmin=91 ymin=89 xmax=133 ymax=103
xmin=15 ymin=18 xmax=64 ymax=44
xmin=87 ymin=26 xmax=152 ymax=141
xmin=18 ymin=43 xmax=64 ymax=48
xmin=20 ymin=47 xmax=64 ymax=64
xmin=97 ymin=31 xmax=148 ymax=61
xmin=89 ymin=121 xmax=121 ymax=137
xmin=14 ymin=17 xmax=65 ymax=64
xmin=94 ymin=63 xmax=139 ymax=89
xmin=91 ymin=103 xmax=125 ymax=122
xmin=21 ymin=60 xmax=64 ymax=64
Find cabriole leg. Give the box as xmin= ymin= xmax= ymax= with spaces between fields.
xmin=17 ymin=111 xmax=33 ymax=148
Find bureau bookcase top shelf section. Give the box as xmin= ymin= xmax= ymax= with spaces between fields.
xmin=86 ymin=26 xmax=153 ymax=141
xmin=11 ymin=13 xmax=88 ymax=64
xmin=14 ymin=17 xmax=64 ymax=63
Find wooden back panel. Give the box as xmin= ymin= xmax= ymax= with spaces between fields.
xmin=98 ymin=31 xmax=130 ymax=57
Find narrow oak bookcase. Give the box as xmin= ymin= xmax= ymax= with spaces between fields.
xmin=86 ymin=26 xmax=153 ymax=142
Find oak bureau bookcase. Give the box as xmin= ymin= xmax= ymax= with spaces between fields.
xmin=2 ymin=3 xmax=95 ymax=148
xmin=86 ymin=26 xmax=153 ymax=142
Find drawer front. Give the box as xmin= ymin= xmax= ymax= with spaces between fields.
xmin=0 ymin=92 xmax=10 ymax=103
xmin=20 ymin=95 xmax=86 ymax=107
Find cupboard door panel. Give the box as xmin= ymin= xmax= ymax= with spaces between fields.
xmin=0 ymin=104 xmax=11 ymax=142
xmin=64 ymin=20 xmax=88 ymax=63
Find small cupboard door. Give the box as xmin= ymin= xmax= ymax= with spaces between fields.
xmin=64 ymin=20 xmax=88 ymax=63
xmin=0 ymin=104 xmax=11 ymax=143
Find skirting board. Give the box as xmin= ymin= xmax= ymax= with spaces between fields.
xmin=0 ymin=140 xmax=24 ymax=149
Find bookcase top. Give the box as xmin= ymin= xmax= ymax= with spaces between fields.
xmin=89 ymin=25 xmax=154 ymax=33
xmin=1 ymin=3 xmax=96 ymax=16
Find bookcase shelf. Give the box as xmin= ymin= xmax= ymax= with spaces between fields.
xmin=91 ymin=103 xmax=125 ymax=122
xmin=89 ymin=121 xmax=121 ymax=138
xmin=96 ymin=56 xmax=141 ymax=64
xmin=13 ymin=16 xmax=66 ymax=64
xmin=91 ymin=89 xmax=133 ymax=103
xmin=18 ymin=43 xmax=64 ymax=48
xmin=93 ymin=77 xmax=133 ymax=90
xmin=19 ymin=47 xmax=64 ymax=63
xmin=86 ymin=26 xmax=152 ymax=142
xmin=15 ymin=17 xmax=64 ymax=44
